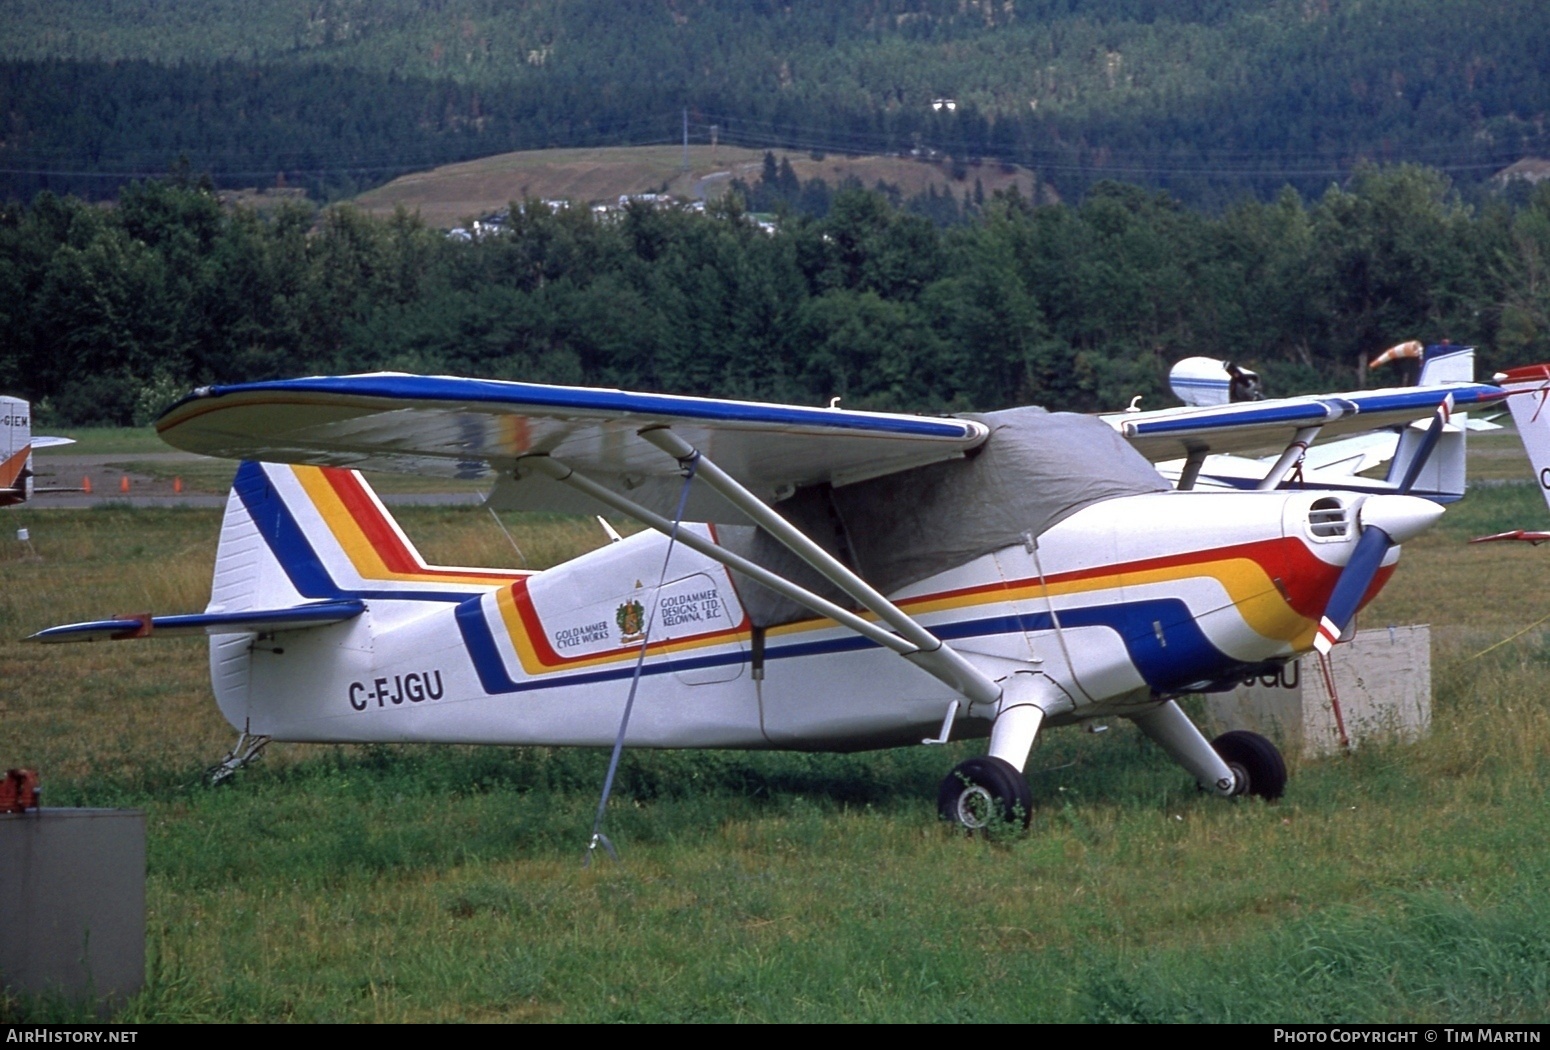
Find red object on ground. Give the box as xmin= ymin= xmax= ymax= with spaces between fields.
xmin=0 ymin=768 xmax=40 ymax=813
xmin=173 ymin=476 xmax=183 ymax=494
xmin=120 ymin=475 xmax=130 ymax=493
xmin=81 ymin=476 xmax=92 ymax=494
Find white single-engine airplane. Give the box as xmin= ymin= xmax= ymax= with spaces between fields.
xmin=30 ymin=373 xmax=1504 ymax=828
xmin=0 ymin=396 xmax=74 ymax=506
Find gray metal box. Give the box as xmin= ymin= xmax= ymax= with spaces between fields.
xmin=0 ymin=808 xmax=146 ymax=1007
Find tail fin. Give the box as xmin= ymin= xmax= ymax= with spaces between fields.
xmin=207 ymin=462 xmax=530 ymax=729
xmin=0 ymin=396 xmax=34 ymax=505
xmin=1497 ymin=365 xmax=1550 ymax=517
xmin=1416 ymin=344 xmax=1476 ymax=386
xmin=213 ymin=461 xmax=530 ymax=613
xmin=1381 ymin=411 xmax=1467 ymax=501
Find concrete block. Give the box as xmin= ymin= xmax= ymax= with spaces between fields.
xmin=1203 ymin=625 xmax=1431 ymax=758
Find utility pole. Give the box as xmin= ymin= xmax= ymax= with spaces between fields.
xmin=682 ymin=107 xmax=689 ymax=173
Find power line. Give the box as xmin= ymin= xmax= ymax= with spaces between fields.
xmin=3 ymin=106 xmax=1547 ymax=187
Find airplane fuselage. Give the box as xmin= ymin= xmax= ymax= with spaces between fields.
xmin=211 ymin=479 xmax=1380 ymax=753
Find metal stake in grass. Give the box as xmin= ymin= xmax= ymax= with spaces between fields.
xmin=584 ymin=455 xmax=699 ymax=868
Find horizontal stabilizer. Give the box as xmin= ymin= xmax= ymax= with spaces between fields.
xmin=1470 ymin=530 xmax=1550 ymax=546
xmin=27 ymin=599 xmax=365 ymax=644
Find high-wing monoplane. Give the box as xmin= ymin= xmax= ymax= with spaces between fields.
xmin=31 ymin=373 xmax=1497 ymax=829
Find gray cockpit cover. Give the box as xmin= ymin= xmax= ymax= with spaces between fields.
xmin=720 ymin=405 xmax=1169 ymax=627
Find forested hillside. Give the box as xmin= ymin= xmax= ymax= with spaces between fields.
xmin=5 ymin=167 xmax=1547 ymax=425
xmin=2 ymin=0 xmax=1548 ymax=204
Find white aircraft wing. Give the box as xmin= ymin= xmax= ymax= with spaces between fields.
xmin=1106 ymin=382 xmax=1506 ymax=461
xmin=156 ymin=373 xmax=990 ymax=521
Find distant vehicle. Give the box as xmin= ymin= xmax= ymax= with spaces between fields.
xmin=1167 ymin=357 xmax=1267 ymax=407
xmin=0 ymin=396 xmax=74 ymax=507
xmin=31 ymin=372 xmax=1500 ymax=828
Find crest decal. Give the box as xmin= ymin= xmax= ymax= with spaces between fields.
xmin=615 ymin=599 xmax=646 ymax=642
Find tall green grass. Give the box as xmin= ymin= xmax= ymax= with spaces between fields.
xmin=5 ymin=477 xmax=1550 ymax=1021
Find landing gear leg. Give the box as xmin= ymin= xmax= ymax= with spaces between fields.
xmin=938 ymin=694 xmax=1044 ymax=831
xmin=1130 ymin=700 xmax=1238 ymax=797
xmin=206 ymin=731 xmax=271 ymax=786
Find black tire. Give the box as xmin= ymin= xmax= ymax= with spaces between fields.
xmin=1211 ymin=730 xmax=1287 ymax=800
xmin=937 ymin=756 xmax=1033 ymax=830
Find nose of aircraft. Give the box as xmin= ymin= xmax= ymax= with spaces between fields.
xmin=1358 ymin=494 xmax=1445 ymax=544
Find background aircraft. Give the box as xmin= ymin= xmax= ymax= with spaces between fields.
xmin=31 ymin=374 xmax=1494 ymax=829
xmin=0 ymin=395 xmax=74 ymax=507
xmin=1137 ymin=345 xmax=1499 ymax=502
xmin=1472 ymin=363 xmax=1550 ymax=545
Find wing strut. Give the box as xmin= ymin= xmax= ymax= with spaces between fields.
xmin=1256 ymin=426 xmax=1321 ymax=490
xmin=636 ymin=427 xmax=1004 ymax=706
xmin=1176 ymin=449 xmax=1207 ymax=491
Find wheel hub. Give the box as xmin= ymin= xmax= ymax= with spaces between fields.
xmin=952 ymin=785 xmax=996 ymax=830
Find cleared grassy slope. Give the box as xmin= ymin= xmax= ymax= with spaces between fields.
xmin=348 ymin=144 xmax=1042 ymax=227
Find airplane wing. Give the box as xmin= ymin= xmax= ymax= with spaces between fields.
xmin=32 ymin=436 xmax=75 ymax=449
xmin=1105 ymin=382 xmax=1506 ymax=462
xmin=156 ymin=373 xmax=991 ymax=521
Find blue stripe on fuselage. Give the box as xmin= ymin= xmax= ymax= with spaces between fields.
xmin=239 ymin=460 xmax=1246 ymax=698
xmin=452 ymin=593 xmax=1235 ymax=696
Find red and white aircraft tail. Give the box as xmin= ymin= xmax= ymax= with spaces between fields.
xmin=1473 ymin=364 xmax=1550 ymax=544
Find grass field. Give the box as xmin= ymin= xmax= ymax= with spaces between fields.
xmin=4 ymin=433 xmax=1550 ymax=1022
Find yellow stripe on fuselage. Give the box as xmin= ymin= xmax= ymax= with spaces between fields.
xmin=840 ymin=555 xmax=1311 ymax=644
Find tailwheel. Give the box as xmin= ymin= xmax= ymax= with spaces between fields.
xmin=1211 ymin=730 xmax=1287 ymax=800
xmin=937 ymin=756 xmax=1033 ymax=831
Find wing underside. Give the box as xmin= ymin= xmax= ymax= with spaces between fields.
xmin=156 ymin=374 xmax=991 ymax=520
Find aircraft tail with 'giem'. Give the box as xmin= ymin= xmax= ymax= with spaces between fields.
xmin=0 ymin=395 xmax=77 ymax=506
xmin=0 ymin=396 xmax=34 ymax=506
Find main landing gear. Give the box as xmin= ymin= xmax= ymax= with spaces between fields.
xmin=1211 ymin=729 xmax=1287 ymax=800
xmin=937 ymin=691 xmax=1043 ymax=832
xmin=937 ymin=756 xmax=1033 ymax=830
xmin=936 ymin=699 xmax=1287 ymax=832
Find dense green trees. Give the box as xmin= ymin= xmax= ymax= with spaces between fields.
xmin=4 ymin=167 xmax=1550 ymax=425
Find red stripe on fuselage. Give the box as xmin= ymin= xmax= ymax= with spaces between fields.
xmin=894 ymin=537 xmax=1350 ymax=621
